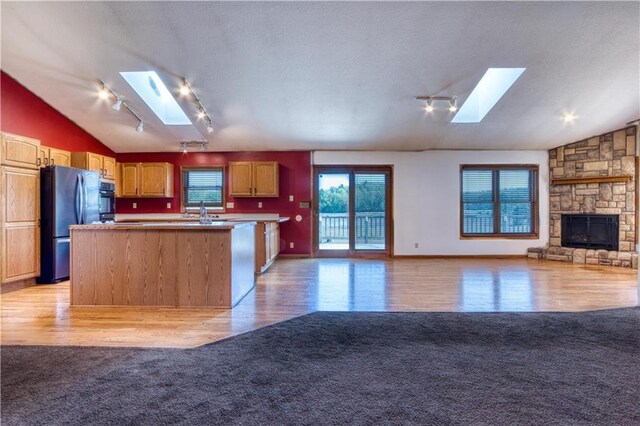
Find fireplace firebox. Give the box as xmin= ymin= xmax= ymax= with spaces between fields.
xmin=561 ymin=214 xmax=619 ymax=251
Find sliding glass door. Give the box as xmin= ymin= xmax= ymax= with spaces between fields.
xmin=314 ymin=167 xmax=392 ymax=257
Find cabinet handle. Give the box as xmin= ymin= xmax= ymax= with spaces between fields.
xmin=51 ymin=158 xmax=55 ymax=166
xmin=136 ymin=188 xmax=138 ymax=195
xmin=36 ymin=158 xmax=41 ymax=166
xmin=44 ymin=158 xmax=49 ymax=166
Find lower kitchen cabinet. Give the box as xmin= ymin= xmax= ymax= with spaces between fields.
xmin=0 ymin=166 xmax=40 ymax=284
xmin=255 ymin=221 xmax=280 ymax=274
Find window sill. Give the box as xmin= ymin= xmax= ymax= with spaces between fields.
xmin=460 ymin=234 xmax=539 ymax=240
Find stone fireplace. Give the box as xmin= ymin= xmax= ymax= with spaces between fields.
xmin=528 ymin=126 xmax=638 ymax=268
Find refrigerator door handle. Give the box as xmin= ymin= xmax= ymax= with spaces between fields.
xmin=75 ymin=174 xmax=82 ymax=224
xmin=82 ymin=174 xmax=88 ymax=224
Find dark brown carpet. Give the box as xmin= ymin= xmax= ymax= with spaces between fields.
xmin=2 ymin=308 xmax=639 ymax=425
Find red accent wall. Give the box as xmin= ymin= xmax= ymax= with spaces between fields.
xmin=0 ymin=71 xmax=115 ymax=156
xmin=116 ymin=151 xmax=312 ymax=255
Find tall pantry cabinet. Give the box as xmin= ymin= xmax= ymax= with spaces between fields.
xmin=0 ymin=132 xmax=41 ymax=287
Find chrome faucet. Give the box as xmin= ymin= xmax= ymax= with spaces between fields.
xmin=199 ymin=201 xmax=212 ymax=224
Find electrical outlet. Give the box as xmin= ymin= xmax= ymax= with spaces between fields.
xmin=258 ymin=202 xmax=263 ymax=208
xmin=133 ymin=202 xmax=137 ymax=209
xmin=414 ymin=242 xmax=419 ymax=249
xmin=289 ymin=242 xmax=294 ymax=249
xmin=289 ymin=195 xmax=294 ymax=202
xmin=226 ymin=202 xmax=234 ymax=209
xmin=166 ymin=202 xmax=171 ymax=209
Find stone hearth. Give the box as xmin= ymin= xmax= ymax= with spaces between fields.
xmin=529 ymin=126 xmax=638 ymax=269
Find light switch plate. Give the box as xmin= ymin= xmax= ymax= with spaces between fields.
xmin=226 ymin=202 xmax=234 ymax=209
xmin=289 ymin=242 xmax=294 ymax=248
xmin=289 ymin=195 xmax=294 ymax=202
xmin=167 ymin=202 xmax=171 ymax=209
xmin=258 ymin=202 xmax=263 ymax=208
xmin=133 ymin=202 xmax=137 ymax=209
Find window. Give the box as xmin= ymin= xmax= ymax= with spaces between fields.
xmin=460 ymin=165 xmax=538 ymax=237
xmin=181 ymin=167 xmax=224 ymax=210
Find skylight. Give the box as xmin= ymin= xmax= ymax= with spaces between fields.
xmin=452 ymin=68 xmax=525 ymax=123
xmin=120 ymin=71 xmax=192 ymax=125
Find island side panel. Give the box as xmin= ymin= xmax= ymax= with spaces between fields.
xmin=120 ymin=230 xmax=178 ymax=306
xmin=70 ymin=229 xmax=98 ymax=305
xmin=231 ymin=224 xmax=256 ymax=306
xmin=176 ymin=230 xmax=232 ymax=307
xmin=71 ymin=229 xmax=179 ymax=306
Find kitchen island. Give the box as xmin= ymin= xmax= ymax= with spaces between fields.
xmin=69 ymin=221 xmax=256 ymax=308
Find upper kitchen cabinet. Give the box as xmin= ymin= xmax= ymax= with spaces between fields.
xmin=1 ymin=132 xmax=40 ymax=170
xmin=229 ymin=161 xmax=279 ymax=197
xmin=71 ymin=151 xmax=116 ymax=181
xmin=118 ymin=162 xmax=174 ymax=198
xmin=38 ymin=146 xmax=71 ymax=168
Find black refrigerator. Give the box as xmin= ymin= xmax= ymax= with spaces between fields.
xmin=39 ymin=165 xmax=100 ymax=283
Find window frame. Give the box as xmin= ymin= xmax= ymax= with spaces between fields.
xmin=459 ymin=164 xmax=539 ymax=239
xmin=180 ymin=166 xmax=226 ymax=212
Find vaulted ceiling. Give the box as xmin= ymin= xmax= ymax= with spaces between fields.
xmin=1 ymin=1 xmax=638 ymax=152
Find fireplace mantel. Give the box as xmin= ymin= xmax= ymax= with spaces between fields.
xmin=551 ymin=175 xmax=632 ymax=186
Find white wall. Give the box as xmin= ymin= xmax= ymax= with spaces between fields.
xmin=313 ymin=150 xmax=549 ymax=256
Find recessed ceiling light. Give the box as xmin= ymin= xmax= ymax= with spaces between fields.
xmin=452 ymin=68 xmax=526 ymax=123
xmin=120 ymin=71 xmax=192 ymax=125
xmin=563 ymin=112 xmax=577 ymax=123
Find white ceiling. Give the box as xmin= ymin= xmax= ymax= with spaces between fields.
xmin=1 ymin=1 xmax=638 ymax=153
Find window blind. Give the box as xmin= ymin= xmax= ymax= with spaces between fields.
xmin=182 ymin=168 xmax=224 ymax=208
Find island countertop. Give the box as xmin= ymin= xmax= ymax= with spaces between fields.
xmin=69 ymin=221 xmax=256 ymax=231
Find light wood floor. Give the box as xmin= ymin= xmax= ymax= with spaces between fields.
xmin=1 ymin=258 xmax=637 ymax=348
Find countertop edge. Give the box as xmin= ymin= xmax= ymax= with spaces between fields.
xmin=70 ymin=221 xmax=257 ymax=231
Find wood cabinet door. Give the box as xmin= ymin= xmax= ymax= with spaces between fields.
xmin=87 ymin=153 xmax=103 ymax=174
xmin=1 ymin=133 xmax=40 ymax=170
xmin=1 ymin=167 xmax=40 ymax=283
xmin=102 ymin=156 xmax=116 ymax=181
xmin=269 ymin=223 xmax=280 ymax=262
xmin=48 ymin=148 xmax=71 ymax=167
xmin=228 ymin=162 xmax=253 ymax=196
xmin=121 ymin=163 xmax=139 ymax=197
xmin=139 ymin=163 xmax=171 ymax=197
xmin=253 ymin=162 xmax=279 ymax=197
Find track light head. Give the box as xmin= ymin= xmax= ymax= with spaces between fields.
xmin=98 ymin=86 xmax=109 ymax=100
xmin=136 ymin=121 xmax=144 ymax=133
xmin=112 ymin=98 xmax=123 ymax=111
xmin=425 ymin=99 xmax=434 ymax=112
xmin=207 ymin=123 xmax=214 ymax=134
xmin=179 ymin=81 xmax=190 ymax=96
xmin=448 ymin=98 xmax=458 ymax=112
xmin=197 ymin=109 xmax=206 ymax=120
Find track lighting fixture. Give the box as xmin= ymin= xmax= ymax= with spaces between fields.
xmin=98 ymin=80 xmax=144 ymax=133
xmin=179 ymin=140 xmax=208 ymax=154
xmin=180 ymin=77 xmax=215 ymax=135
xmin=415 ymin=95 xmax=458 ymax=114
xmin=112 ymin=98 xmax=123 ymax=111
